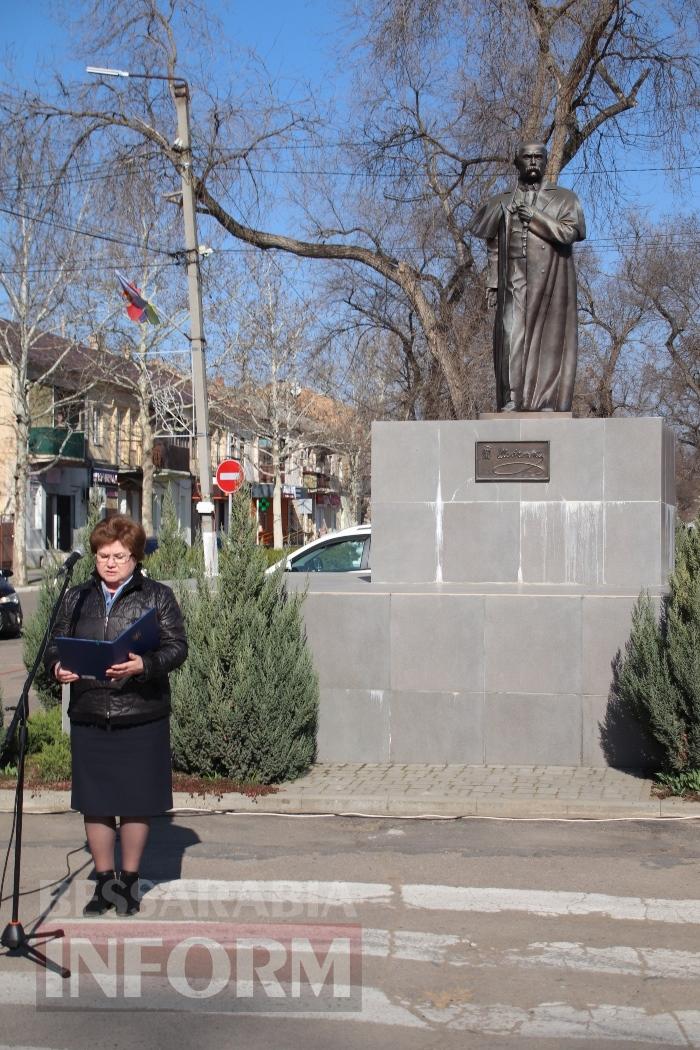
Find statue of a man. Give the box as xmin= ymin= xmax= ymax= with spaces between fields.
xmin=470 ymin=143 xmax=586 ymax=412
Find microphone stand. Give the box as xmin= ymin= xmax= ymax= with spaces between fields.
xmin=0 ymin=561 xmax=77 ymax=974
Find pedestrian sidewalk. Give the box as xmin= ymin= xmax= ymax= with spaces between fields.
xmin=4 ymin=763 xmax=700 ymax=819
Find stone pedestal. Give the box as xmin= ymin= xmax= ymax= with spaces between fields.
xmin=371 ymin=416 xmax=675 ymax=588
xmin=302 ymin=417 xmax=676 ymax=767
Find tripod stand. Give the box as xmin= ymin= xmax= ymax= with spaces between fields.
xmin=0 ymin=561 xmax=77 ymax=973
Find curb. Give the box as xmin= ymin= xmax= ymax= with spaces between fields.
xmin=3 ymin=788 xmax=700 ymax=820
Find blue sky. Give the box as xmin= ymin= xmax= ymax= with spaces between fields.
xmin=3 ymin=1 xmax=338 ymax=89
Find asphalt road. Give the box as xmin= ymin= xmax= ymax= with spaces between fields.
xmin=1 ymin=587 xmax=40 ymax=716
xmin=0 ymin=811 xmax=698 ymax=1048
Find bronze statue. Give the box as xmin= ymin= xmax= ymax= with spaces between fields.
xmin=470 ymin=143 xmax=586 ymax=412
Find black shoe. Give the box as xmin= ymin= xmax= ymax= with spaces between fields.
xmin=83 ymin=870 xmax=117 ymax=916
xmin=115 ymin=870 xmax=141 ymax=916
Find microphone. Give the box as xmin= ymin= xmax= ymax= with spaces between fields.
xmin=57 ymin=549 xmax=84 ymax=576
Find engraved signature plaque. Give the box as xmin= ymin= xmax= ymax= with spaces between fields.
xmin=475 ymin=441 xmax=550 ymax=482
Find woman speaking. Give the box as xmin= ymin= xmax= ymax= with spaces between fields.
xmin=46 ymin=514 xmax=188 ymax=916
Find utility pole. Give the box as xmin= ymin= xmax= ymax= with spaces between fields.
xmin=86 ymin=66 xmax=218 ymax=575
xmin=172 ymin=81 xmax=218 ymax=576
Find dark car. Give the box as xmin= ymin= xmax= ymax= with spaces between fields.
xmin=0 ymin=570 xmax=23 ymax=637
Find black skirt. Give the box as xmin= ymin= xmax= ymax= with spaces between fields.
xmin=71 ymin=716 xmax=173 ymax=817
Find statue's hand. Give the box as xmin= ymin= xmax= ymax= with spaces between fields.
xmin=487 ymin=288 xmax=498 ymax=309
xmin=517 ymin=204 xmax=533 ymax=223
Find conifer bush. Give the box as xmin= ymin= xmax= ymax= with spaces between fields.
xmin=144 ymin=489 xmax=201 ymax=580
xmin=170 ymin=487 xmax=318 ymax=783
xmin=29 ymin=735 xmax=71 ymax=782
xmin=616 ymin=519 xmax=700 ymax=772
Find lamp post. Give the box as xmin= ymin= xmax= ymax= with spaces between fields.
xmin=87 ymin=66 xmax=218 ymax=576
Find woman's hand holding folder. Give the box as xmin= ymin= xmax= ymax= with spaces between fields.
xmin=105 ymin=652 xmax=145 ymax=680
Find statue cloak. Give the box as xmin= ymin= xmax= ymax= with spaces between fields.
xmin=470 ymin=182 xmax=585 ymax=411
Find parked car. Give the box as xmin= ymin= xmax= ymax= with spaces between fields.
xmin=0 ymin=569 xmax=23 ymax=637
xmin=266 ymin=524 xmax=371 ymax=575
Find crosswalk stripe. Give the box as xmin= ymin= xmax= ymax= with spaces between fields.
xmin=144 ymin=879 xmax=700 ymax=925
xmin=1 ymin=974 xmax=698 ymax=1044
xmin=362 ymin=927 xmax=474 ymax=963
xmin=401 ymin=884 xmax=700 ymax=924
xmin=412 ymin=1000 xmax=700 ymax=1044
xmin=504 ymin=941 xmax=700 ymax=980
xmin=5 ymin=878 xmax=699 ymax=1043
xmin=147 ymin=879 xmax=393 ymax=906
xmin=22 ymin=917 xmax=700 ymax=978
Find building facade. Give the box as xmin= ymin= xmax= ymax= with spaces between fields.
xmin=0 ymin=323 xmax=357 ymax=569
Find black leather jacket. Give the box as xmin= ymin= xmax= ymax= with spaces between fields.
xmin=45 ymin=568 xmax=188 ymax=728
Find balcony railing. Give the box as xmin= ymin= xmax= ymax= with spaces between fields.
xmin=152 ymin=439 xmax=190 ymax=473
xmin=28 ymin=428 xmax=86 ymax=460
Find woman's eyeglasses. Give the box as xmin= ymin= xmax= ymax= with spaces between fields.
xmin=95 ymin=552 xmax=133 ymax=563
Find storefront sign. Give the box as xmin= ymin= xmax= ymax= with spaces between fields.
xmin=92 ymin=468 xmax=118 ymax=486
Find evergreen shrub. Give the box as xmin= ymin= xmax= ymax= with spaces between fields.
xmin=27 ymin=705 xmax=63 ymax=754
xmin=28 ymin=734 xmax=71 ymax=782
xmin=1 ymin=705 xmax=70 ymax=782
xmin=616 ymin=519 xmax=700 ymax=773
xmin=144 ymin=489 xmax=202 ymax=580
xmin=170 ymin=486 xmax=318 ymax=783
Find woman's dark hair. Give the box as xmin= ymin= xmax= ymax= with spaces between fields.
xmin=89 ymin=515 xmax=146 ymax=562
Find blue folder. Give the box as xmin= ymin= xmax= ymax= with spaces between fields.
xmin=55 ymin=608 xmax=160 ymax=681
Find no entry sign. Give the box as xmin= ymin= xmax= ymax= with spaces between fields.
xmin=216 ymin=458 xmax=244 ymax=494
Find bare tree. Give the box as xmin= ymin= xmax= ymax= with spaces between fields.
xmin=0 ymin=115 xmax=112 ymax=583
xmin=18 ymin=0 xmax=700 ymax=418
xmin=628 ymin=218 xmax=700 ymax=450
xmin=571 ymin=214 xmax=700 ymax=509
xmin=574 ymin=238 xmax=652 ymax=418
xmin=215 ymin=258 xmax=326 ymax=548
xmin=82 ymin=156 xmax=192 ymax=535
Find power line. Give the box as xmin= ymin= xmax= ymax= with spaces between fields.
xmin=0 ymin=260 xmax=184 ymax=276
xmin=0 ymin=204 xmax=178 ymax=257
xmin=3 ymin=235 xmax=700 ymax=279
xmin=0 ymin=152 xmax=697 ymax=193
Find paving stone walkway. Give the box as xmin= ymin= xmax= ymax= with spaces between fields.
xmin=6 ymin=763 xmax=700 ymax=819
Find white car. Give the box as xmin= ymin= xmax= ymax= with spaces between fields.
xmin=266 ymin=524 xmax=371 ymax=575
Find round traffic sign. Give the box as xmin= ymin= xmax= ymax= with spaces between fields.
xmin=216 ymin=458 xmax=244 ymax=494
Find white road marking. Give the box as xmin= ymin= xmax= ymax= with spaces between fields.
xmin=414 ymin=1001 xmax=700 ymax=1044
xmin=402 ymin=884 xmax=700 ymax=924
xmin=1 ymin=974 xmax=699 ymax=1045
xmin=144 ymin=880 xmax=700 ymax=927
xmin=13 ymin=879 xmax=700 ymax=1042
xmin=362 ymin=927 xmax=475 ymax=964
xmin=506 ymin=941 xmax=700 ymax=980
xmin=147 ymin=879 xmax=393 ymax=907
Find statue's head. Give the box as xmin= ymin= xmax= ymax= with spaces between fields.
xmin=514 ymin=143 xmax=547 ymax=183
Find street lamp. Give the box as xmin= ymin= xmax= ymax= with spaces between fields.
xmin=87 ymin=66 xmax=218 ymax=576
